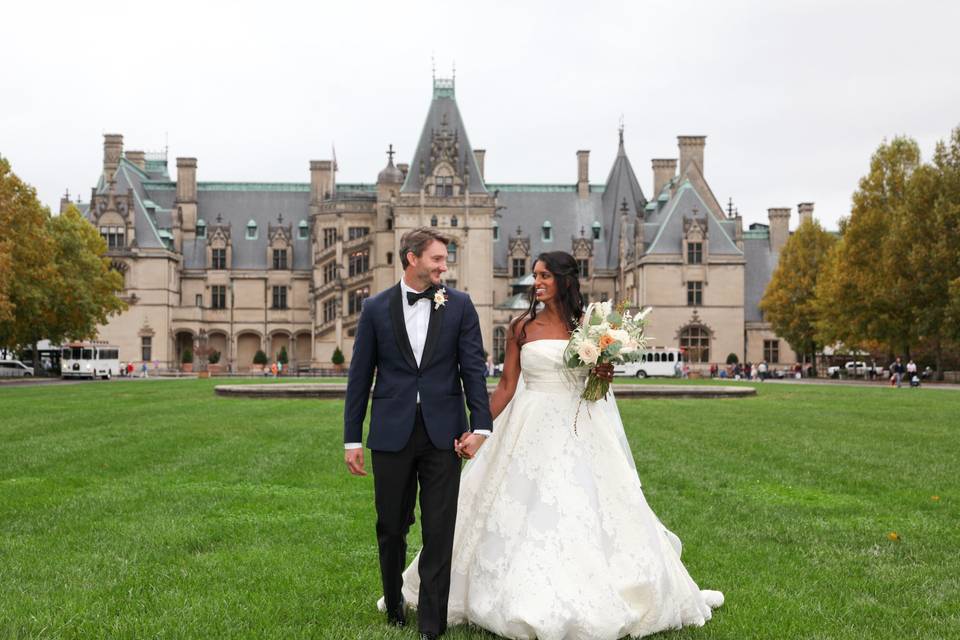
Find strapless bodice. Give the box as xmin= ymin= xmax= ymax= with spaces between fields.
xmin=520 ymin=339 xmax=586 ymax=393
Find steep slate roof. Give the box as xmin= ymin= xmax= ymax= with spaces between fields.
xmin=645 ymin=181 xmax=742 ymax=255
xmin=743 ymin=233 xmax=777 ymax=322
xmin=600 ymin=133 xmax=647 ymax=265
xmin=401 ymin=80 xmax=487 ymax=194
xmin=493 ymin=188 xmax=606 ymax=270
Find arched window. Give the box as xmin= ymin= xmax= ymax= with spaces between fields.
xmin=542 ymin=220 xmax=553 ymax=242
xmin=680 ymin=326 xmax=710 ymax=363
xmin=447 ymin=241 xmax=457 ymax=263
xmin=430 ymin=215 xmax=438 ymax=227
xmin=493 ymin=326 xmax=507 ymax=364
xmin=246 ymin=219 xmax=258 ymax=240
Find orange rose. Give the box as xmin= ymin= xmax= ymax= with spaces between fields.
xmin=599 ymin=334 xmax=615 ymax=350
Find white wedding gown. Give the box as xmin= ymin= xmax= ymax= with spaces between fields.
xmin=387 ymin=339 xmax=723 ymax=639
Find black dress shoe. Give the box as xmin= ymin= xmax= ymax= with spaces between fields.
xmin=386 ymin=597 xmax=406 ymax=627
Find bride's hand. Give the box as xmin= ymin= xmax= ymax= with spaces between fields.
xmin=593 ymin=363 xmax=614 ymax=382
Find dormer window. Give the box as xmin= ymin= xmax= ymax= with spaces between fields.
xmin=591 ymin=221 xmax=602 ymax=241
xmin=246 ymin=219 xmax=258 ymax=240
xmin=447 ymin=241 xmax=458 ymax=263
xmin=436 ymin=175 xmax=454 ymax=197
xmin=99 ymin=225 xmax=125 ymax=249
xmin=493 ymin=221 xmax=500 ymax=241
xmin=451 ymin=215 xmax=459 ymax=227
xmin=196 ymin=219 xmax=207 ymax=239
xmin=298 ymin=220 xmax=309 ymax=240
xmin=430 ymin=215 xmax=438 ymax=227
xmin=542 ymin=221 xmax=553 ymax=242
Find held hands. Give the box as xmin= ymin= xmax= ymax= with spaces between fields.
xmin=345 ymin=448 xmax=367 ymax=476
xmin=592 ymin=362 xmax=615 ymax=382
xmin=455 ymin=431 xmax=486 ymax=460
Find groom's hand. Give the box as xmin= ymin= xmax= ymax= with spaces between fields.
xmin=345 ymin=449 xmax=367 ymax=476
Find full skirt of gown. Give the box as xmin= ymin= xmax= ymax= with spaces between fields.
xmin=384 ymin=339 xmax=723 ymax=639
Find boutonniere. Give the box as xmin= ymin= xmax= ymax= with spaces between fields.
xmin=433 ymin=287 xmax=448 ymax=310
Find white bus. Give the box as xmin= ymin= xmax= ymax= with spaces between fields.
xmin=614 ymin=347 xmax=684 ymax=378
xmin=61 ymin=342 xmax=121 ymax=379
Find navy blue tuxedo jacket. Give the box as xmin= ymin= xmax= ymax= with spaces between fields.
xmin=343 ymin=283 xmax=493 ymax=452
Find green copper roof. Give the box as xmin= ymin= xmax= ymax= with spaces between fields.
xmin=140 ymin=181 xmax=374 ymax=193
xmin=743 ymin=229 xmax=769 ymax=239
xmin=488 ymin=184 xmax=606 ymax=193
xmin=433 ymin=77 xmax=455 ymax=99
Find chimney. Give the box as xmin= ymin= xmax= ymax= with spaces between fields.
xmin=124 ymin=150 xmax=146 ymax=171
xmin=473 ymin=149 xmax=486 ymax=181
xmin=310 ymin=160 xmax=333 ymax=203
xmin=651 ymin=158 xmax=677 ymax=197
xmin=397 ymin=163 xmax=409 ymax=180
xmin=798 ymin=202 xmax=815 ymax=226
xmin=176 ymin=158 xmax=197 ymax=203
xmin=768 ymin=207 xmax=791 ymax=253
xmin=577 ymin=150 xmax=590 ymax=199
xmin=677 ymin=135 xmax=706 ymax=176
xmin=103 ymin=134 xmax=123 ymax=179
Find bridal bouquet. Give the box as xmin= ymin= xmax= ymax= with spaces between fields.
xmin=564 ymin=301 xmax=650 ymax=402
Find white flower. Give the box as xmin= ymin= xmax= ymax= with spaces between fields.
xmin=620 ymin=339 xmax=639 ymax=354
xmin=608 ymin=329 xmax=629 ymax=344
xmin=433 ymin=288 xmax=448 ymax=310
xmin=577 ymin=341 xmax=600 ymax=366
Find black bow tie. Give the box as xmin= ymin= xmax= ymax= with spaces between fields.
xmin=406 ymin=287 xmax=435 ymax=306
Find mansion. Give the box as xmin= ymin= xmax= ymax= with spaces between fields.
xmin=71 ymin=77 xmax=811 ymax=372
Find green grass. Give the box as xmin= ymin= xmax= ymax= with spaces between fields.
xmin=1 ymin=379 xmax=958 ymax=639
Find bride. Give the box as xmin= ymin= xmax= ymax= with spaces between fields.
xmin=392 ymin=250 xmax=723 ymax=639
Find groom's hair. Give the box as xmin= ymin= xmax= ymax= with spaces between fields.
xmin=399 ymin=228 xmax=451 ymax=269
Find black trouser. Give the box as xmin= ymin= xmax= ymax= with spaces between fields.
xmin=371 ymin=406 xmax=461 ymax=635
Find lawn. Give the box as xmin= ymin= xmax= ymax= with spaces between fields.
xmin=0 ymin=379 xmax=957 ymax=639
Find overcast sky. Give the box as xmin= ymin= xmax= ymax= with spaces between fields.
xmin=3 ymin=0 xmax=958 ymax=231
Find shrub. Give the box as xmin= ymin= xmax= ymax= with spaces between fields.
xmin=181 ymin=349 xmax=193 ymax=364
xmin=332 ymin=347 xmax=345 ymax=366
xmin=253 ymin=350 xmax=268 ymax=366
xmin=208 ymin=350 xmax=221 ymax=365
xmin=277 ymin=346 xmax=289 ymax=365
xmin=726 ymin=353 xmax=739 ymax=365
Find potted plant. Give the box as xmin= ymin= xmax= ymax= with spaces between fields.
xmin=251 ymin=349 xmax=268 ymax=374
xmin=332 ymin=346 xmax=345 ymax=373
xmin=207 ymin=350 xmax=223 ymax=375
xmin=181 ymin=348 xmax=194 ymax=373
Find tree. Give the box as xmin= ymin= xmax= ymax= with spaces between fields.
xmin=253 ymin=349 xmax=268 ymax=366
xmin=277 ymin=345 xmax=289 ymax=366
xmin=815 ymin=137 xmax=922 ymax=356
xmin=760 ymin=218 xmax=837 ymax=366
xmin=45 ymin=205 xmax=126 ymax=345
xmin=331 ymin=347 xmax=345 ymax=366
xmin=0 ymin=157 xmax=58 ymax=371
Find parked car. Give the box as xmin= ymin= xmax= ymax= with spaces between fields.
xmin=0 ymin=359 xmax=35 ymax=377
xmin=827 ymin=361 xmax=881 ymax=378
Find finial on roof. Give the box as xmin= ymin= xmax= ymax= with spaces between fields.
xmin=580 ymin=225 xmax=585 ymax=237
xmin=216 ymin=213 xmax=223 ymax=223
xmin=618 ymin=115 xmax=624 ymax=148
xmin=277 ymin=213 xmax=284 ymax=223
xmin=620 ymin=198 xmax=629 ymax=215
xmin=387 ymin=144 xmax=395 ymax=165
xmin=727 ymin=197 xmax=734 ymax=218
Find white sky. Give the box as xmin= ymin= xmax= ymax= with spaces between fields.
xmin=2 ymin=0 xmax=958 ymax=231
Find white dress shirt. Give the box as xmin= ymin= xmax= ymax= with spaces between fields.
xmin=345 ymin=279 xmax=489 ymax=449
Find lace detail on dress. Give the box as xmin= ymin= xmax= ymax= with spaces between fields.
xmin=388 ymin=340 xmax=722 ymax=640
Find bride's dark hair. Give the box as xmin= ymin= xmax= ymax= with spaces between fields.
xmin=514 ymin=251 xmax=585 ymax=346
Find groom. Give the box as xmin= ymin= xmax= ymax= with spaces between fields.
xmin=344 ymin=227 xmax=492 ymax=639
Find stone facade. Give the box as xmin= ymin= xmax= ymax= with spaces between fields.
xmin=71 ymin=78 xmax=802 ymax=372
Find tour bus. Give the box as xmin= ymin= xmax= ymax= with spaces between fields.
xmin=60 ymin=341 xmax=121 ymax=379
xmin=613 ymin=347 xmax=684 ymax=378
